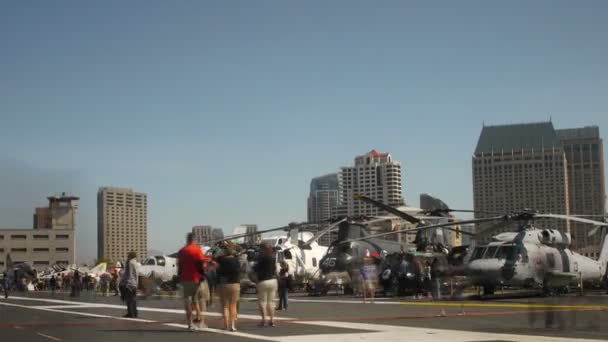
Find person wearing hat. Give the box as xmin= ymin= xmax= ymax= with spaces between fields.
xmin=120 ymin=251 xmax=139 ymax=318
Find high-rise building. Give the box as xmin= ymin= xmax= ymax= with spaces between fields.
xmin=212 ymin=228 xmax=224 ymax=241
xmin=556 ymin=126 xmax=606 ymax=257
xmin=1 ymin=193 xmax=79 ymax=270
xmin=243 ymin=224 xmax=259 ymax=245
xmin=472 ymin=122 xmax=570 ymax=241
xmin=232 ymin=224 xmax=259 ymax=245
xmin=192 ymin=225 xmax=213 ymax=245
xmin=307 ymin=173 xmax=340 ymax=223
xmin=339 ymin=150 xmax=404 ymax=217
xmin=460 ymin=224 xmax=475 ymax=246
xmin=97 ymin=187 xmax=147 ymax=261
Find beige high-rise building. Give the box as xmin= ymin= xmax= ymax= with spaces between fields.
xmin=97 ymin=187 xmax=147 ymax=261
xmin=557 ymin=126 xmax=606 ymax=257
xmin=472 ymin=122 xmax=570 ymax=241
xmin=339 ymin=150 xmax=404 ymax=217
xmin=192 ymin=225 xmax=213 ymax=245
xmin=1 ymin=193 xmax=79 ymax=271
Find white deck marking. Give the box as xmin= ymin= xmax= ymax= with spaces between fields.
xmin=290 ymin=298 xmax=401 ymax=305
xmin=0 ymin=301 xmax=280 ymax=342
xmin=288 ymin=320 xmax=601 ymax=342
xmin=1 ymin=296 xmax=603 ymax=342
xmin=36 ymin=332 xmax=62 ymax=341
xmin=4 ymin=296 xmax=294 ymax=320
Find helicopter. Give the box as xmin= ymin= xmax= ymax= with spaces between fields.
xmin=348 ymin=196 xmax=608 ymax=296
xmin=309 ymin=212 xmax=475 ymax=296
xmin=464 ymin=210 xmax=608 ymax=295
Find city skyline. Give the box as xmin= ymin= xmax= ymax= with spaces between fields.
xmin=1 ymin=2 xmax=607 ymax=262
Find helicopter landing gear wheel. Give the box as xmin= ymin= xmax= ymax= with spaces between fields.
xmin=483 ymin=285 xmax=495 ymax=296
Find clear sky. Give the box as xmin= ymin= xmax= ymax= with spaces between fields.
xmin=1 ymin=1 xmax=607 ymax=263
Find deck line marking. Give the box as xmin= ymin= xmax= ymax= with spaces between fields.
xmin=290 ymin=320 xmax=601 ymax=342
xmin=290 ymin=298 xmax=608 ymax=310
xmin=1 ymin=299 xmax=604 ymax=342
xmin=0 ymin=301 xmax=280 ymax=342
xmin=3 ymin=296 xmax=294 ymax=320
xmin=36 ymin=332 xmax=62 ymax=341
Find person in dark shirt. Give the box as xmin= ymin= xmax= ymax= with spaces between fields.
xmin=50 ymin=275 xmax=57 ymax=295
xmin=216 ymin=247 xmax=241 ymax=331
xmin=254 ymin=243 xmax=278 ymax=327
xmin=276 ymin=261 xmax=291 ymax=311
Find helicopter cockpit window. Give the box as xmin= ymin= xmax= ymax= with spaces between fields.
xmin=143 ymin=258 xmax=156 ymax=266
xmin=470 ymin=247 xmax=485 ymax=260
xmin=495 ymin=245 xmax=515 ymax=259
xmin=298 ymin=240 xmax=312 ymax=250
xmin=155 ymin=256 xmax=166 ymax=267
xmin=484 ymin=246 xmax=498 ymax=259
xmin=284 ymin=250 xmax=293 ymax=260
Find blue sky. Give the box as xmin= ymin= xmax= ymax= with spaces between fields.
xmin=1 ymin=1 xmax=607 ymax=263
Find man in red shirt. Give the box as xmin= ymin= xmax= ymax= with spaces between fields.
xmin=178 ymin=233 xmax=207 ymax=331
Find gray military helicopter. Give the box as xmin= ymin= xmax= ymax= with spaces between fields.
xmin=464 ymin=211 xmax=608 ymax=295
xmin=353 ymin=196 xmax=608 ymax=296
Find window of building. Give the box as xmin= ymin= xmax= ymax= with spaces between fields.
xmin=33 ymin=261 xmax=50 ymax=266
xmin=11 ymin=235 xmax=27 ymax=240
xmin=55 ymin=234 xmax=69 ymax=239
xmin=33 ymin=248 xmax=50 ymax=252
xmin=33 ymin=234 xmax=49 ymax=239
xmin=56 ymin=247 xmax=69 ymax=252
xmin=11 ymin=248 xmax=27 ymax=252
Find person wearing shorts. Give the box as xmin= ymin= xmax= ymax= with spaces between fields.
xmin=177 ymin=233 xmax=207 ymax=331
xmin=193 ymin=274 xmax=210 ymax=325
xmin=216 ymin=247 xmax=241 ymax=331
xmin=254 ymin=243 xmax=278 ymax=327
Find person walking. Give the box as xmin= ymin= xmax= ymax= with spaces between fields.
xmin=177 ymin=233 xmax=207 ymax=331
xmin=361 ymin=257 xmax=378 ymax=304
xmin=120 ymin=251 xmax=140 ymax=318
xmin=50 ymin=275 xmax=57 ymax=295
xmin=276 ymin=261 xmax=291 ymax=311
xmin=254 ymin=243 xmax=278 ymax=327
xmin=71 ymin=270 xmax=81 ymax=297
xmin=2 ymin=272 xmax=9 ymax=299
xmin=216 ymin=247 xmax=241 ymax=331
xmin=112 ymin=271 xmax=120 ymax=296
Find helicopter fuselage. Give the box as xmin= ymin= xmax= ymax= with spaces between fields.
xmin=466 ymin=229 xmax=606 ymax=291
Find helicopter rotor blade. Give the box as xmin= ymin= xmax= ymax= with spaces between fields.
xmin=354 ymin=194 xmax=421 ymax=224
xmin=205 ymin=225 xmax=290 ymax=245
xmin=536 ymin=214 xmax=608 ymax=226
xmin=300 ymin=218 xmax=347 ymax=248
xmin=341 ymin=217 xmax=501 ymax=244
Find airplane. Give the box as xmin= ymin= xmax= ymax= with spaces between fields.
xmin=349 ymin=196 xmax=608 ymax=296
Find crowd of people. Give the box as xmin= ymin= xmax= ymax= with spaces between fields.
xmin=115 ymin=233 xmax=292 ymax=332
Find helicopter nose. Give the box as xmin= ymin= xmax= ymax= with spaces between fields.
xmin=466 ymin=259 xmax=505 ymax=282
